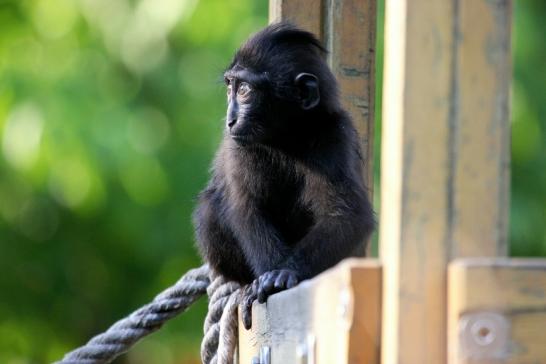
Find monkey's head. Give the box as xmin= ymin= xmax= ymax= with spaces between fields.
xmin=223 ymin=23 xmax=339 ymax=147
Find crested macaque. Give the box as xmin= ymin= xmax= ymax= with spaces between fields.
xmin=193 ymin=23 xmax=375 ymax=329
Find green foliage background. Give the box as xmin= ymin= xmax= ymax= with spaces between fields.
xmin=0 ymin=0 xmax=543 ymax=363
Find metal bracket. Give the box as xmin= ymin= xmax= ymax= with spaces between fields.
xmin=251 ymin=345 xmax=271 ymax=364
xmin=297 ymin=334 xmax=316 ymax=364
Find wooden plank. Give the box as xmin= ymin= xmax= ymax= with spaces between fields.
xmin=238 ymin=258 xmax=381 ymax=364
xmin=451 ymin=0 xmax=511 ymax=257
xmin=269 ymin=0 xmax=323 ymax=38
xmin=324 ymin=0 xmax=377 ymax=198
xmin=270 ymin=0 xmax=377 ymax=206
xmin=448 ymin=258 xmax=546 ymax=364
xmin=380 ymin=1 xmax=455 ymax=363
xmin=379 ymin=1 xmax=511 ymax=363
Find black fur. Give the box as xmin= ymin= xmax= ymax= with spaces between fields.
xmin=193 ymin=23 xmax=375 ymax=328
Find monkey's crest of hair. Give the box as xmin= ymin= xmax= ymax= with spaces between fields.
xmin=230 ymin=22 xmax=339 ymax=112
xmin=236 ymin=22 xmax=326 ymax=63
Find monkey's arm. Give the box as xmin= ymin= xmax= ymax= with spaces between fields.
xmin=284 ymin=206 xmax=373 ymax=277
xmin=253 ymin=181 xmax=374 ymax=307
xmin=231 ymin=209 xmax=302 ymax=330
xmin=282 ymin=156 xmax=375 ymax=279
xmin=229 ymin=208 xmax=291 ymax=275
xmin=242 ymin=205 xmax=371 ymax=329
xmin=194 ymin=188 xmax=255 ymax=283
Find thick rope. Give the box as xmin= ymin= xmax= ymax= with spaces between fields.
xmin=201 ymin=275 xmax=243 ymax=364
xmin=55 ymin=264 xmax=244 ymax=364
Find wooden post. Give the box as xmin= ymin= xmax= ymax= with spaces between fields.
xmin=324 ymin=0 xmax=376 ymax=193
xmin=449 ymin=258 xmax=546 ymax=364
xmin=269 ymin=0 xmax=323 ymax=38
xmin=270 ymin=0 xmax=377 ymax=201
xmin=380 ymin=1 xmax=511 ymax=363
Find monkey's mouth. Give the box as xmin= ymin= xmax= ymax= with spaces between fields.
xmin=231 ymin=133 xmax=254 ymax=145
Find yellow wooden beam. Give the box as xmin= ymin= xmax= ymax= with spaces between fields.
xmin=380 ymin=1 xmax=511 ymax=363
xmin=449 ymin=258 xmax=546 ymax=364
xmin=452 ymin=0 xmax=512 ymax=257
xmin=269 ymin=0 xmax=323 ymax=38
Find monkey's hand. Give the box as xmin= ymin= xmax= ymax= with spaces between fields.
xmin=257 ymin=269 xmax=299 ymax=303
xmin=241 ymin=280 xmax=258 ymax=330
xmin=241 ymin=269 xmax=299 ymax=330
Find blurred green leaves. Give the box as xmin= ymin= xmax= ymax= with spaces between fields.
xmin=511 ymin=0 xmax=546 ymax=256
xmin=0 ymin=0 xmax=266 ymax=362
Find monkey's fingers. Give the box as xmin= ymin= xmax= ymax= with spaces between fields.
xmin=274 ymin=270 xmax=289 ymax=289
xmin=286 ymin=272 xmax=298 ymax=289
xmin=241 ymin=299 xmax=253 ymax=330
xmin=241 ymin=281 xmax=258 ymax=330
xmin=257 ymin=271 xmax=277 ymax=303
xmin=259 ymin=272 xmax=277 ymax=301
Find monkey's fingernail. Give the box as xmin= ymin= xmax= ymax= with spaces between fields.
xmin=274 ymin=276 xmax=285 ymax=288
xmin=257 ymin=289 xmax=267 ymax=303
xmin=243 ymin=317 xmax=251 ymax=330
xmin=287 ymin=276 xmax=298 ymax=288
xmin=263 ymin=280 xmax=274 ymax=292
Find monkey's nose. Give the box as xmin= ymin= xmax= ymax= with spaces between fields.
xmin=227 ymin=118 xmax=237 ymax=128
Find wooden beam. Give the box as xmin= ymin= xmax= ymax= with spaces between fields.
xmin=269 ymin=0 xmax=377 ymax=205
xmin=451 ymin=0 xmax=512 ymax=257
xmin=238 ymin=259 xmax=382 ymax=364
xmin=449 ymin=258 xmax=546 ymax=364
xmin=271 ymin=0 xmax=377 ymax=255
xmin=269 ymin=0 xmax=323 ymax=38
xmin=324 ymin=0 xmax=377 ymax=196
xmin=379 ymin=1 xmax=511 ymax=363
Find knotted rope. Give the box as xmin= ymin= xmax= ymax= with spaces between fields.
xmin=55 ymin=264 xmax=245 ymax=364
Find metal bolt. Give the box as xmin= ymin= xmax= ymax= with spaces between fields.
xmin=338 ymin=287 xmax=353 ymax=330
xmin=260 ymin=346 xmax=271 ymax=364
xmin=458 ymin=311 xmax=509 ymax=360
xmin=297 ymin=335 xmax=316 ymax=364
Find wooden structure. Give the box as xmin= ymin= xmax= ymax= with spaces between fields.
xmin=239 ymin=1 xmax=546 ymax=363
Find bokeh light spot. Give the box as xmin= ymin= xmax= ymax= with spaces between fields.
xmin=128 ymin=107 xmax=171 ymax=154
xmin=119 ymin=157 xmax=170 ymax=206
xmin=48 ymin=158 xmax=92 ymax=209
xmin=32 ymin=0 xmax=79 ymax=40
xmin=2 ymin=103 xmax=44 ymax=171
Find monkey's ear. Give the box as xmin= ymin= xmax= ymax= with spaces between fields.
xmin=295 ymin=73 xmax=320 ymax=110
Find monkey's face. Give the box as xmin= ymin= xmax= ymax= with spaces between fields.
xmin=223 ymin=67 xmax=274 ymax=146
xmin=223 ymin=66 xmax=320 ymax=147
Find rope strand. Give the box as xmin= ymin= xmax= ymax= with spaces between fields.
xmin=55 ymin=265 xmax=244 ymax=364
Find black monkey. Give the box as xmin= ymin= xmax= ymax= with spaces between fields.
xmin=193 ymin=23 xmax=375 ymax=329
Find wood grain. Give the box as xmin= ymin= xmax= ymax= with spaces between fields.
xmin=269 ymin=0 xmax=323 ymax=38
xmin=379 ymin=1 xmax=511 ymax=363
xmin=238 ymin=259 xmax=382 ymax=364
xmin=449 ymin=258 xmax=546 ymax=364
xmin=325 ymin=0 xmax=377 ymax=195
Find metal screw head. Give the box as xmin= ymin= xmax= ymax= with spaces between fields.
xmin=250 ymin=345 xmax=271 ymax=364
xmin=458 ymin=311 xmax=510 ymax=360
xmin=337 ymin=287 xmax=353 ymax=330
xmin=296 ymin=335 xmax=316 ymax=364
xmin=296 ymin=343 xmax=308 ymax=364
xmin=259 ymin=346 xmax=270 ymax=364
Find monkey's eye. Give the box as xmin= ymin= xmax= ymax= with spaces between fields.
xmin=237 ymin=82 xmax=251 ymax=98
